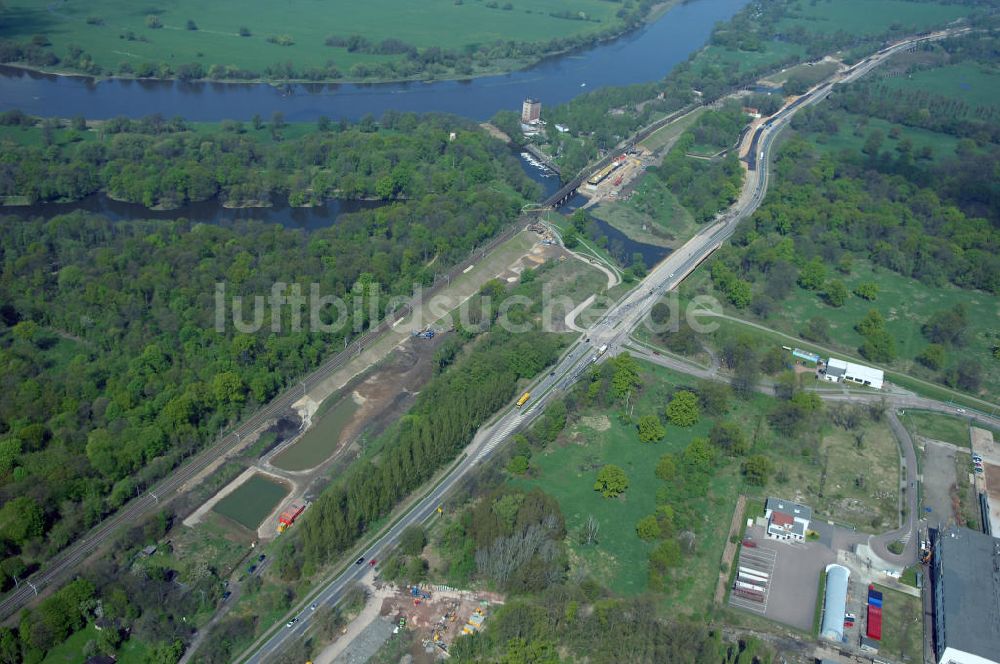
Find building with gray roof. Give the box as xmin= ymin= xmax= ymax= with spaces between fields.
xmin=931 ymin=526 xmax=1000 ymax=664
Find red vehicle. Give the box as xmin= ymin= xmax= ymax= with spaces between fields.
xmin=369 ymin=559 xmax=377 ymax=566
xmin=742 ymin=539 xmax=757 ymax=548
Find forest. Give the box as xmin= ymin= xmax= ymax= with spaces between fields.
xmin=0 ymin=111 xmax=539 ymax=209
xmin=0 ymin=139 xmax=529 ymax=593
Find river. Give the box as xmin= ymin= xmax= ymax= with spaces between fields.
xmin=0 ymin=0 xmax=747 ymax=121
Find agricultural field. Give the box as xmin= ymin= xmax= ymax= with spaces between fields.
xmin=0 ymin=0 xmax=623 ymax=79
xmin=212 ymin=473 xmax=289 ymax=530
xmin=884 ymin=61 xmax=1000 ymax=109
xmin=872 ymin=584 xmax=923 ymax=662
xmin=589 ymin=173 xmax=701 ymax=250
xmin=776 ymin=0 xmax=971 ymax=37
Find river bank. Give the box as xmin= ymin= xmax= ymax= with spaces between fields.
xmin=0 ymin=0 xmax=748 ymax=121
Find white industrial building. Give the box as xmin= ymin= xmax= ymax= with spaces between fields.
xmin=820 ymin=357 xmax=884 ymax=389
xmin=820 ymin=564 xmax=851 ymax=642
xmin=764 ymin=497 xmax=811 ymax=542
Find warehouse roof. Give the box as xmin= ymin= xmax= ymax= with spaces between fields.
xmin=935 ymin=527 xmax=1000 ymax=662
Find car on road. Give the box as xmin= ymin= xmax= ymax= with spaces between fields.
xmin=310 ymin=603 xmax=318 ymax=611
xmin=972 ymin=454 xmax=983 ymax=462
xmin=258 ymin=554 xmax=266 ymax=562
xmin=668 ymin=273 xmax=675 ymax=278
xmin=956 ymin=408 xmax=966 ymax=414
xmin=355 ymin=557 xmax=365 ymax=565
xmin=370 ymin=559 xmax=378 ymax=566
xmin=975 ymin=467 xmax=984 ymax=474
xmin=222 ymin=591 xmax=232 ymax=601
xmin=286 ymin=617 xmax=299 ymax=628
xmin=248 ymin=565 xmax=257 ymax=574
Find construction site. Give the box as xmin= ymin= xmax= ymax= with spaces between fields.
xmin=378 ymin=584 xmax=504 ymax=659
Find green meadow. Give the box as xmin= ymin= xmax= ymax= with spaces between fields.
xmin=0 ymin=0 xmax=621 ymax=77
xmin=777 ymin=0 xmax=971 ymax=37
xmin=884 ymin=61 xmax=1000 ymax=109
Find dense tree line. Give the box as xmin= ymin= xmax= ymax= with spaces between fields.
xmin=276 ymin=326 xmax=563 ymax=578
xmin=451 ymin=586 xmax=773 ymax=663
xmin=650 ymin=134 xmax=743 ymax=223
xmin=0 ymin=111 xmax=539 ymax=209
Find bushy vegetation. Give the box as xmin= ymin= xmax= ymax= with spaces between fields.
xmin=0 ymin=111 xmax=539 ymax=208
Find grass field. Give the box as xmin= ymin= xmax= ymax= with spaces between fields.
xmin=589 ymin=173 xmax=701 ymax=250
xmin=884 ymin=61 xmax=1000 ymax=109
xmin=763 ymin=420 xmax=900 ymax=531
xmin=512 ymin=361 xmax=752 ymax=614
xmin=0 ymin=0 xmax=621 ymax=78
xmin=872 ymin=584 xmax=923 ymax=662
xmin=901 ymin=410 xmax=970 ymax=447
xmin=777 ymin=0 xmax=970 ymax=37
xmin=806 ymin=110 xmax=962 ymax=164
xmin=684 ymin=257 xmax=1000 ymax=399
xmin=212 ymin=473 xmax=289 ymax=530
xmin=762 ymin=60 xmax=839 ymax=87
xmin=639 ymin=107 xmax=706 ymax=153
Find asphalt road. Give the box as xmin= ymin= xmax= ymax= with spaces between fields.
xmin=236 ymin=28 xmax=973 ymax=661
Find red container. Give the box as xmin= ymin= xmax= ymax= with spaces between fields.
xmin=866 ymin=605 xmax=882 ymax=640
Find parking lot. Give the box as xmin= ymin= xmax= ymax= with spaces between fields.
xmin=729 ymin=524 xmax=837 ymax=631
xmin=729 ymin=545 xmax=776 ymax=615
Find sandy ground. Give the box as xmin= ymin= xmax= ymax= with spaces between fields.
xmin=313 ymin=582 xmax=504 ymax=664
xmin=182 ymin=467 xmax=291 ymax=528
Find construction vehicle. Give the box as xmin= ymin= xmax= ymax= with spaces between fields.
xmin=277 ymin=504 xmax=305 ymax=533
xmin=516 ymin=392 xmax=531 ymax=408
xmin=613 ymin=174 xmax=623 ymax=186
xmin=411 ymin=327 xmax=436 ymax=339
xmin=410 ymin=586 xmax=431 ymax=599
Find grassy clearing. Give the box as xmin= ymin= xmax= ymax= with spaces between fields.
xmin=762 ymin=60 xmax=839 ymax=86
xmin=806 ymin=111 xmax=962 ymax=164
xmin=777 ymin=0 xmax=970 ymax=37
xmin=884 ymin=61 xmax=1000 ymax=109
xmin=0 ymin=0 xmax=620 ymax=77
xmin=684 ymin=256 xmax=1000 ymax=399
xmin=761 ymin=417 xmax=900 ymax=531
xmin=639 ymin=107 xmax=707 ymax=153
xmin=589 ymin=173 xmax=701 ymax=250
xmin=512 ymin=361 xmax=755 ymax=614
xmin=212 ymin=473 xmax=289 ymax=530
xmin=693 ymin=41 xmax=806 ymax=78
xmin=901 ymin=410 xmax=970 ymax=447
xmin=953 ymin=451 xmax=981 ymax=530
xmin=873 ymin=584 xmax=923 ymax=662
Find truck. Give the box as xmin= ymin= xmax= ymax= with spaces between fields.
xmin=277 ymin=503 xmax=305 ymax=533
xmin=516 ymin=392 xmax=531 ymax=408
xmin=597 ymin=344 xmax=609 ymax=356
